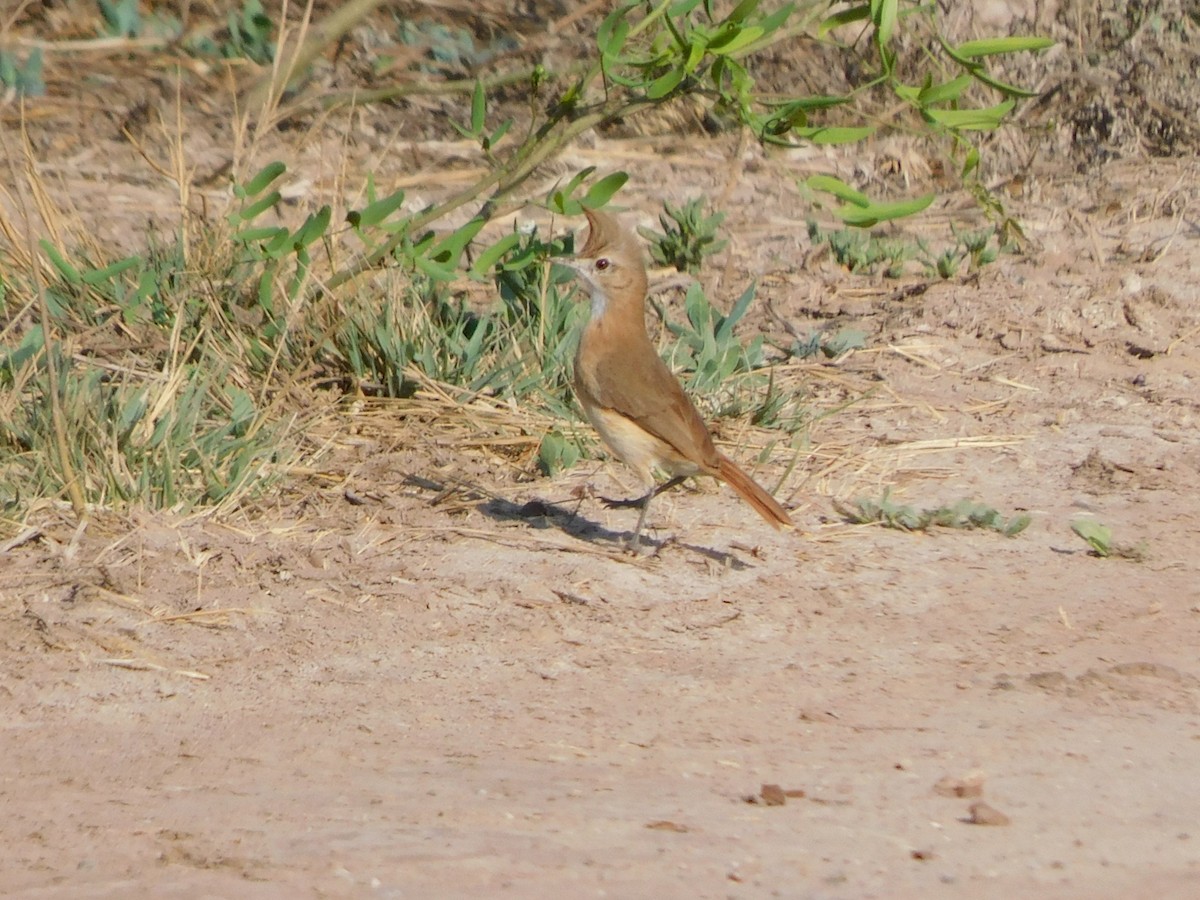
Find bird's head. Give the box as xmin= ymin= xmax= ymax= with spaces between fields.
xmin=561 ymin=208 xmax=648 ymax=315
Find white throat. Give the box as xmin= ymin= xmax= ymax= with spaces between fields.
xmin=587 ymin=284 xmax=610 ymax=320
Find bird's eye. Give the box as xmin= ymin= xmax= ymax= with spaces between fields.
xmin=594 ymin=258 xmax=610 ymax=271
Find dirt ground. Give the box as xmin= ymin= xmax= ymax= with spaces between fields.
xmin=4 ymin=3 xmax=1200 ymax=898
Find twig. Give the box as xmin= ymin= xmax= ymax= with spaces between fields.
xmin=0 ymin=527 xmax=42 ymax=555
xmin=97 ymin=658 xmax=211 ymax=680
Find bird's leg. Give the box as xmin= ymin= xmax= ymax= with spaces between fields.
xmin=628 ymin=488 xmax=655 ymax=551
xmin=600 ymin=475 xmax=688 ymax=510
xmin=619 ymin=477 xmax=689 ymax=552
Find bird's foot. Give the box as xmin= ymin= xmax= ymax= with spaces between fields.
xmin=601 ymin=493 xmax=648 ymax=510
xmin=601 ymin=476 xmax=688 ymax=511
xmin=621 ymin=532 xmax=678 ymax=557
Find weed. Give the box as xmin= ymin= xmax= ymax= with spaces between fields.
xmin=1070 ymin=519 xmax=1147 ymax=560
xmin=393 ymin=20 xmax=517 ymax=76
xmin=838 ymin=489 xmax=1031 ymax=536
xmin=657 ymin=282 xmax=763 ymax=396
xmin=97 ymin=0 xmax=141 ymax=37
xmin=221 ymin=0 xmax=275 ymax=65
xmin=538 ymin=430 xmax=582 ymax=477
xmin=186 ymin=0 xmax=274 ymax=64
xmin=0 ymin=274 xmax=284 ymax=512
xmin=0 ymin=48 xmax=44 ymax=97
xmin=787 ymin=327 xmax=868 ymax=361
xmin=807 ymin=220 xmax=1008 ymax=279
xmin=638 ymin=198 xmax=728 ymax=275
xmin=808 ymin=220 xmax=915 ymax=276
xmin=94 ymin=0 xmax=181 ymax=41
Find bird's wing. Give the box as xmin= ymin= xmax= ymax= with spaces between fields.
xmin=585 ymin=339 xmax=721 ymax=472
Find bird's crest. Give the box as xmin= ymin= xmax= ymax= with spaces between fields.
xmin=579 ymin=208 xmax=634 ymax=259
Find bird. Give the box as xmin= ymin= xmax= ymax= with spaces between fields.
xmin=561 ymin=207 xmax=794 ymax=548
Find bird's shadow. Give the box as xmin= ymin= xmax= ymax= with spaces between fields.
xmin=479 ymin=495 xmax=751 ymax=569
xmin=402 ymin=474 xmax=750 ymax=569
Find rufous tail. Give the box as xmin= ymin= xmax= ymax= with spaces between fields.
xmin=715 ymin=454 xmax=794 ymax=530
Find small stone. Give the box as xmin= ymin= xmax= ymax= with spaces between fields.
xmin=760 ymin=783 xmax=787 ymax=806
xmin=965 ymin=801 xmax=1011 ymax=826
xmin=933 ymin=771 xmax=985 ymax=798
xmin=645 ymin=820 xmax=689 ymax=832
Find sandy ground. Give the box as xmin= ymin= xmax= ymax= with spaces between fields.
xmin=3 ymin=7 xmax=1200 ymax=896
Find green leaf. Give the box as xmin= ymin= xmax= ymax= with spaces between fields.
xmin=116 ymin=390 xmax=148 ymax=438
xmin=412 ymin=253 xmax=456 ymax=282
xmin=708 ymin=25 xmax=765 ymax=55
xmin=548 ymin=167 xmax=596 ymax=214
xmin=469 ymin=232 xmax=523 ymax=278
xmin=961 ymin=147 xmax=980 ymax=178
xmin=717 ymin=282 xmax=756 ymax=342
xmin=872 ymin=0 xmax=897 ymax=46
xmin=757 ymin=3 xmax=794 ymax=34
xmin=431 ymin=216 xmax=487 ymax=267
xmin=485 ymin=119 xmax=513 ymax=149
xmin=918 ymin=74 xmax=973 ymax=106
xmin=351 ymin=188 xmax=406 ymax=228
xmin=823 ymin=328 xmax=867 ymax=357
xmin=583 ymin=171 xmax=629 ymax=208
xmin=262 ymin=229 xmax=292 ymax=257
xmin=234 ymin=225 xmax=287 ymax=245
xmin=804 ymin=174 xmax=870 ymax=207
xmin=835 ymin=193 xmax=935 ymax=227
xmin=597 ymin=6 xmax=633 ymax=57
xmin=646 ymin=66 xmax=685 ymax=98
xmin=231 ymin=190 xmax=282 ymax=224
xmin=539 ymin=430 xmax=581 ymax=476
xmin=243 ymin=161 xmax=287 ymax=197
xmin=1071 ymin=519 xmax=1112 ymax=556
xmin=818 ymin=4 xmax=869 ymax=37
xmin=923 ymin=99 xmax=1015 ymax=130
xmin=292 ymin=205 xmax=331 ymax=249
xmin=228 ymin=387 xmax=256 ymax=431
xmin=724 ymin=0 xmax=760 ymax=26
xmin=939 ymin=37 xmax=1043 ymax=98
xmin=470 ymin=79 xmax=485 ymax=135
xmin=963 ymin=67 xmax=1041 ymax=99
xmin=551 ymin=191 xmax=575 ymax=215
xmin=1003 ymin=514 xmax=1031 ymax=537
xmin=1 ymin=324 xmax=46 ymax=372
xmin=793 ymin=125 xmax=876 ymax=144
xmin=765 ymin=94 xmax=849 ymax=112
xmin=39 ymin=240 xmax=82 ymax=285
xmin=80 ymin=255 xmax=142 ymax=285
xmin=954 ymin=36 xmax=1054 ymax=58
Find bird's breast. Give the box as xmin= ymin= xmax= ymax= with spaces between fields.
xmin=584 ymin=405 xmax=701 ymax=484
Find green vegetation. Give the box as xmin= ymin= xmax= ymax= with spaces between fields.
xmin=1070 ymin=519 xmax=1147 ymax=560
xmin=203 ymin=0 xmax=276 ymax=65
xmin=1 ymin=0 xmax=1051 ymax=520
xmin=661 ymin=281 xmax=763 ymax=395
xmin=838 ymin=489 xmax=1031 ymax=536
xmin=0 ymin=48 xmax=43 ymax=96
xmin=807 ymin=220 xmax=1010 ymax=278
xmin=97 ymin=0 xmax=142 ymax=37
xmin=639 ymin=198 xmax=728 ymax=275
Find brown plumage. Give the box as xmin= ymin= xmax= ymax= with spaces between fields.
xmin=564 ymin=207 xmax=793 ymax=547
